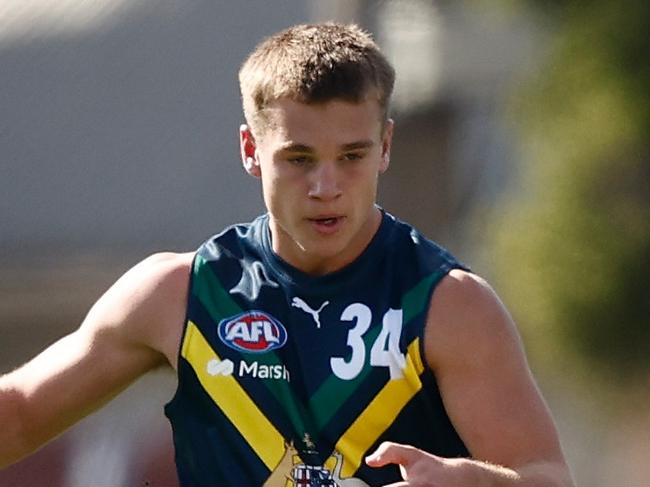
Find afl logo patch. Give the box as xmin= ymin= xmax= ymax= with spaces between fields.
xmin=218 ymin=311 xmax=287 ymax=353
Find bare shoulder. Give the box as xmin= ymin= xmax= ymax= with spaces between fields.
xmin=104 ymin=251 xmax=194 ymax=303
xmin=424 ymin=268 xmax=520 ymax=372
xmin=429 ymin=268 xmax=505 ymax=319
xmin=83 ymin=251 xmax=195 ymax=369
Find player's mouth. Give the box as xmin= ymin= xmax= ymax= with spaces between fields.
xmin=307 ymin=215 xmax=345 ymax=234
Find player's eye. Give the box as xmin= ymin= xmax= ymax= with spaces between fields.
xmin=287 ymin=155 xmax=311 ymax=165
xmin=341 ymin=152 xmax=364 ymax=162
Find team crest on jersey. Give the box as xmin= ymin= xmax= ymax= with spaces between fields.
xmin=263 ymin=442 xmax=369 ymax=487
xmin=218 ymin=310 xmax=287 ymax=353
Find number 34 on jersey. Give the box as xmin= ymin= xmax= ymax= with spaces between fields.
xmin=330 ymin=303 xmax=406 ymax=381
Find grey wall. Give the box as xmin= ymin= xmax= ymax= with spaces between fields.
xmin=1 ymin=1 xmax=309 ymax=255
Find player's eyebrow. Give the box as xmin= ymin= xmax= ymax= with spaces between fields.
xmin=278 ymin=140 xmax=375 ymax=153
xmin=278 ymin=143 xmax=313 ymax=153
xmin=340 ymin=140 xmax=374 ymax=151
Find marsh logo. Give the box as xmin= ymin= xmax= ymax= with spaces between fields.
xmin=218 ymin=310 xmax=287 ymax=353
xmin=207 ymin=358 xmax=290 ymax=382
xmin=239 ymin=360 xmax=290 ymax=381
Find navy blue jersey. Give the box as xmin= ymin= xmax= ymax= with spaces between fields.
xmin=165 ymin=210 xmax=469 ymax=486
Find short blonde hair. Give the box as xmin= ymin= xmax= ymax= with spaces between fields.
xmin=239 ymin=22 xmax=395 ymax=138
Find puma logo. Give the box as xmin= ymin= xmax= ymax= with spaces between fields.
xmin=291 ymin=297 xmax=329 ymax=328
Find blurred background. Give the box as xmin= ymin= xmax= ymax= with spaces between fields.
xmin=1 ymin=0 xmax=648 ymax=485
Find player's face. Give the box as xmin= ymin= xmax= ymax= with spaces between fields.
xmin=240 ymin=96 xmax=393 ymax=274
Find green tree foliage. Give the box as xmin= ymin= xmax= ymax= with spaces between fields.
xmin=486 ymin=0 xmax=650 ymax=384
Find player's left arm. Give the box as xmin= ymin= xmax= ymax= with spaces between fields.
xmin=367 ymin=269 xmax=574 ymax=487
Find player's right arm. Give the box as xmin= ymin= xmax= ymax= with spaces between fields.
xmin=0 ymin=252 xmax=192 ymax=468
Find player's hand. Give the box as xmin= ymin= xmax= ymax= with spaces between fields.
xmin=365 ymin=441 xmax=515 ymax=487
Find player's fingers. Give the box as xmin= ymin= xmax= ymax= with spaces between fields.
xmin=365 ymin=441 xmax=422 ymax=468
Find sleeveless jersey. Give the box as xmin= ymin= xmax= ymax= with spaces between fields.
xmin=165 ymin=210 xmax=469 ymax=486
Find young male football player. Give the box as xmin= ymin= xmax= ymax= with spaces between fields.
xmin=0 ymin=23 xmax=574 ymax=486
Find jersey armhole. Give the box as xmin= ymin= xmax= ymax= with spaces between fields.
xmin=164 ymin=250 xmax=198 ymax=415
xmin=417 ymin=263 xmax=468 ymax=373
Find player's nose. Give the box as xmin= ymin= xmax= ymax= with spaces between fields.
xmin=308 ymin=161 xmax=342 ymax=200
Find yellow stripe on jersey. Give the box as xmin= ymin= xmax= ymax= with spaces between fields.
xmin=333 ymin=337 xmax=426 ymax=477
xmin=181 ymin=321 xmax=285 ymax=471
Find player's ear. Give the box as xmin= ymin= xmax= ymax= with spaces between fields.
xmin=240 ymin=124 xmax=261 ymax=178
xmin=379 ymin=118 xmax=394 ymax=173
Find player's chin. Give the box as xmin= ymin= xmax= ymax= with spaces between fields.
xmin=299 ymin=234 xmax=346 ymax=257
